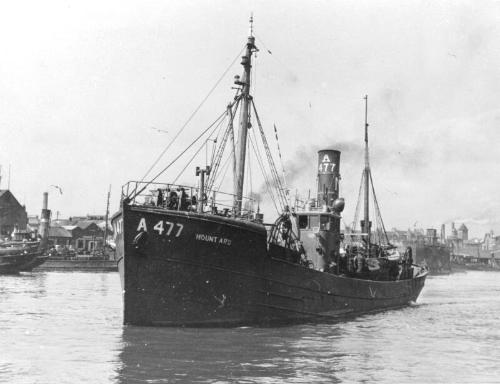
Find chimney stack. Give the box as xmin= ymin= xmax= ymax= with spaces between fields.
xmin=317 ymin=149 xmax=341 ymax=208
xmin=39 ymin=192 xmax=51 ymax=249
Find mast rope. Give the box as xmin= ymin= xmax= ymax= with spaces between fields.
xmin=251 ymin=100 xmax=287 ymax=210
xmin=139 ymin=45 xmax=246 ymax=183
xmin=205 ymin=123 xmax=232 ymax=191
xmin=205 ymin=97 xmax=241 ymax=193
xmin=369 ymin=171 xmax=391 ymax=245
xmin=248 ymin=129 xmax=279 ymax=211
xmin=214 ymin=149 xmax=234 ymax=193
xmin=254 ymin=34 xmax=299 ymax=83
xmin=273 ymin=123 xmax=287 ymax=191
xmin=351 ymin=171 xmax=364 ymax=231
xmin=129 ymin=109 xmax=228 ymax=200
xmin=249 ymin=118 xmax=280 ymax=212
xmin=172 ymin=115 xmax=226 ymax=184
xmin=172 ymin=139 xmax=208 ymax=185
xmin=248 ymin=132 xmax=280 ymax=213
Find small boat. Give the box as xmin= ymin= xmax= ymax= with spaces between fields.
xmin=112 ymin=19 xmax=427 ymax=327
xmin=0 ymin=193 xmax=51 ymax=274
xmin=0 ymin=241 xmax=45 ymax=273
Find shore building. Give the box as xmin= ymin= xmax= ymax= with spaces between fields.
xmin=0 ymin=190 xmax=28 ymax=238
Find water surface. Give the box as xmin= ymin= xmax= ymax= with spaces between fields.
xmin=1 ymin=271 xmax=499 ymax=383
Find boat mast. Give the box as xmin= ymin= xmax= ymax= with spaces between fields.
xmin=103 ymin=184 xmax=111 ymax=252
xmin=363 ymin=95 xmax=371 ymax=256
xmin=234 ymin=16 xmax=257 ymax=215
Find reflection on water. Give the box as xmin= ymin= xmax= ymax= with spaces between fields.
xmin=1 ymin=272 xmax=500 ymax=383
xmin=116 ymin=272 xmax=500 ymax=384
xmin=0 ymin=272 xmax=122 ymax=384
xmin=117 ymin=326 xmax=343 ymax=384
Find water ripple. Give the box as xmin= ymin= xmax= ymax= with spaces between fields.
xmin=1 ymin=271 xmax=500 ymax=383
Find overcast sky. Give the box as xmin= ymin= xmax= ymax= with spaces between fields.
xmin=1 ymin=0 xmax=499 ymax=237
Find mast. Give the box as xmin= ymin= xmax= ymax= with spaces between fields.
xmin=103 ymin=184 xmax=111 ymax=252
xmin=234 ymin=16 xmax=257 ymax=215
xmin=363 ymin=95 xmax=370 ymax=256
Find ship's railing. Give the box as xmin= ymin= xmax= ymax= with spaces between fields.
xmin=121 ymin=181 xmax=259 ymax=218
xmin=0 ymin=240 xmax=40 ymax=248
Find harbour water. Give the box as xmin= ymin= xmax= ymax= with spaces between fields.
xmin=1 ymin=271 xmax=499 ymax=383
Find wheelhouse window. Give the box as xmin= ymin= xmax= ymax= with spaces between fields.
xmin=320 ymin=215 xmax=330 ymax=230
xmin=309 ymin=215 xmax=319 ymax=229
xmin=298 ymin=214 xmax=331 ymax=230
xmin=298 ymin=215 xmax=308 ymax=229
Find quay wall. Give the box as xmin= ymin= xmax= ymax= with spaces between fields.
xmin=35 ymin=260 xmax=118 ymax=272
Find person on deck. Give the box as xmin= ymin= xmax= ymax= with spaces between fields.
xmin=401 ymin=246 xmax=413 ymax=279
xmin=156 ymin=189 xmax=164 ymax=206
xmin=179 ymin=188 xmax=189 ymax=210
xmin=167 ymin=190 xmax=178 ymax=210
xmin=338 ymin=249 xmax=348 ymax=274
xmin=405 ymin=246 xmax=413 ymax=266
xmin=354 ymin=253 xmax=365 ymax=274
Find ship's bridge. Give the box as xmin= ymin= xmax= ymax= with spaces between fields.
xmin=296 ymin=210 xmax=340 ymax=232
xmin=291 ymin=206 xmax=342 ymax=272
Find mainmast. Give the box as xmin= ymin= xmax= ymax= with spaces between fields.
xmin=234 ymin=16 xmax=257 ymax=215
xmin=363 ymin=95 xmax=371 ymax=256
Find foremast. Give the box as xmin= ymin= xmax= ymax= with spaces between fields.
xmin=234 ymin=18 xmax=257 ymax=215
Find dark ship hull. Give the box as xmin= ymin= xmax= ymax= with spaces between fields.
xmin=0 ymin=247 xmax=44 ymax=274
xmin=114 ymin=205 xmax=427 ymax=327
xmin=18 ymin=254 xmax=49 ymax=271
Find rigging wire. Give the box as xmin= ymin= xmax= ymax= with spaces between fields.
xmin=251 ymin=100 xmax=287 ymax=210
xmin=173 ymin=140 xmax=207 ymax=185
xmin=214 ymin=148 xmax=235 ymax=193
xmin=273 ymin=123 xmax=288 ymax=193
xmin=248 ymin=133 xmax=279 ymax=213
xmin=251 ymin=45 xmax=257 ymax=99
xmin=249 ymin=117 xmax=279 ymax=209
xmin=205 ymin=98 xmax=241 ymax=193
xmin=248 ymin=131 xmax=279 ymax=211
xmin=139 ymin=45 xmax=246 ymax=183
xmin=172 ymin=117 xmax=225 ymax=184
xmin=369 ymin=171 xmax=390 ymax=245
xmin=254 ymin=34 xmax=300 ymax=86
xmin=372 ymin=194 xmax=382 ymax=245
xmin=210 ymin=123 xmax=223 ymax=166
xmin=129 ymin=109 xmax=228 ymax=200
xmin=209 ymin=112 xmax=229 ymax=167
xmin=351 ymin=171 xmax=364 ymax=231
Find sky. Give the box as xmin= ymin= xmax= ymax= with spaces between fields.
xmin=0 ymin=0 xmax=499 ymax=237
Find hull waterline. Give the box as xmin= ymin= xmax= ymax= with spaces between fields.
xmin=114 ymin=205 xmax=427 ymax=327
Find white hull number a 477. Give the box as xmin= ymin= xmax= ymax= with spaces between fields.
xmin=136 ymin=218 xmax=184 ymax=237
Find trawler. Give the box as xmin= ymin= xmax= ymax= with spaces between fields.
xmin=0 ymin=192 xmax=50 ymax=274
xmin=112 ymin=20 xmax=427 ymax=326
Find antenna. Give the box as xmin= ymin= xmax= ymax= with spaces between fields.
xmin=364 ymin=95 xmax=369 ymax=145
xmin=249 ymin=13 xmax=254 ymax=37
